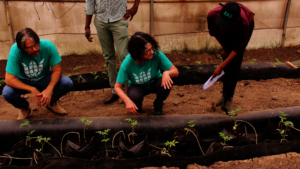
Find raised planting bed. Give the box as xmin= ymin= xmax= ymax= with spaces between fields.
xmin=1 ymin=106 xmax=300 ymax=168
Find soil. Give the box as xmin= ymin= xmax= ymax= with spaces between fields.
xmin=1 ymin=46 xmax=300 ymax=120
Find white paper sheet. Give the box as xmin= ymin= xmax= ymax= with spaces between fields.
xmin=202 ymin=71 xmax=225 ymax=90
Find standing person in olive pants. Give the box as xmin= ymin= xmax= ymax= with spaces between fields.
xmin=85 ymin=0 xmax=140 ymax=104
xmin=207 ymin=2 xmax=254 ymax=113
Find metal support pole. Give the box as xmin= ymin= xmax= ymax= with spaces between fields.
xmin=281 ymin=0 xmax=292 ymax=48
xmin=150 ymin=0 xmax=154 ymax=36
xmin=3 ymin=0 xmax=15 ymax=45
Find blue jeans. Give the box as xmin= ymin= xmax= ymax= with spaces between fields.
xmin=2 ymin=71 xmax=73 ymax=109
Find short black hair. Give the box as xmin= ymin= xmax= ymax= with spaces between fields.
xmin=16 ymin=27 xmax=40 ymax=52
xmin=127 ymin=32 xmax=159 ymax=61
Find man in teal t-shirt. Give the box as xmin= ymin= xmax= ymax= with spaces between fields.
xmin=2 ymin=28 xmax=73 ymax=120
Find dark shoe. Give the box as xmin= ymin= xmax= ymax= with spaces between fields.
xmin=154 ymin=111 xmax=163 ymax=115
xmin=17 ymin=106 xmax=31 ymax=120
xmin=221 ymin=97 xmax=234 ymax=114
xmin=103 ymin=93 xmax=119 ymax=104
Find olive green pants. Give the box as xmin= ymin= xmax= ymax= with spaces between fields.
xmin=94 ymin=18 xmax=129 ymax=94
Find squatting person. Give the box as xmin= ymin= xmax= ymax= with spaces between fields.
xmin=114 ymin=32 xmax=179 ymax=115
xmin=85 ymin=0 xmax=140 ymax=104
xmin=2 ymin=27 xmax=73 ymax=120
xmin=207 ymin=1 xmax=254 ymax=113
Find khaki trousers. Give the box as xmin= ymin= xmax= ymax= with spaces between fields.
xmin=94 ymin=18 xmax=129 ymax=93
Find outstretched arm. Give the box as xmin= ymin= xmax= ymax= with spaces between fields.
xmin=115 ymin=82 xmax=139 ymax=115
xmin=161 ymin=65 xmax=179 ymax=89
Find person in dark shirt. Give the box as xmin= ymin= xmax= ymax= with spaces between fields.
xmin=207 ymin=2 xmax=254 ymax=113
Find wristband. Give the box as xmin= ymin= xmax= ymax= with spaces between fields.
xmin=85 ymin=26 xmax=90 ymax=30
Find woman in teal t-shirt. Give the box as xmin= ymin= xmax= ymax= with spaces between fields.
xmin=115 ymin=32 xmax=179 ymax=115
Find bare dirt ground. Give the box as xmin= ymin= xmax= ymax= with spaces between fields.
xmin=0 ymin=46 xmax=300 ymax=120
xmin=142 ymin=152 xmax=300 ymax=169
xmin=1 ymin=78 xmax=300 ymax=120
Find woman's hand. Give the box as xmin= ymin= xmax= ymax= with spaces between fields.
xmin=161 ymin=71 xmax=173 ymax=89
xmin=211 ymin=65 xmax=224 ymax=80
xmin=125 ymin=99 xmax=139 ymax=115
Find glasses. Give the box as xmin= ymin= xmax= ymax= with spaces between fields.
xmin=25 ymin=43 xmax=39 ymax=51
xmin=144 ymin=48 xmax=154 ymax=54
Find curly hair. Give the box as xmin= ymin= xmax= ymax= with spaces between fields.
xmin=16 ymin=27 xmax=40 ymax=52
xmin=127 ymin=32 xmax=160 ymax=62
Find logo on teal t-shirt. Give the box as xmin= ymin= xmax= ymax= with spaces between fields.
xmin=224 ymin=11 xmax=232 ymax=18
xmin=133 ymin=68 xmax=152 ymax=84
xmin=22 ymin=59 xmax=44 ymax=78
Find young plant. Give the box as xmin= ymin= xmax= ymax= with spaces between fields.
xmin=66 ymin=74 xmax=72 ymax=78
xmin=20 ymin=121 xmax=35 ymax=147
xmin=74 ymin=66 xmax=82 ymax=70
xmin=125 ymin=118 xmax=138 ymax=142
xmin=102 ymin=71 xmax=107 ymax=74
xmin=196 ymin=61 xmax=202 ymax=69
xmin=218 ymin=56 xmax=223 ymax=62
xmin=273 ymin=58 xmax=282 ymax=67
xmin=183 ymin=66 xmax=191 ymax=69
xmin=81 ymin=118 xmax=93 ymax=142
xmin=103 ymin=64 xmax=107 ymax=67
xmin=277 ymin=111 xmax=294 ymax=142
xmin=184 ymin=120 xmax=195 ymax=132
xmin=162 ymin=140 xmax=178 ymax=154
xmin=214 ymin=65 xmax=219 ymax=68
xmin=0 ymin=79 xmax=5 ymax=87
xmin=228 ymin=109 xmax=242 ymax=130
xmin=90 ymin=72 xmax=99 ymax=80
xmin=249 ymin=59 xmax=257 ymax=65
xmin=96 ymin=129 xmax=111 ymax=157
xmin=36 ymin=136 xmax=51 ymax=160
xmin=219 ymin=132 xmax=232 ymax=146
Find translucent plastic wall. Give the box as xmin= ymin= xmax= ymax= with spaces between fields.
xmin=0 ymin=0 xmax=299 ymax=60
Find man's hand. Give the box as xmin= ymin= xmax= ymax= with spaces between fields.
xmin=85 ymin=28 xmax=93 ymax=42
xmin=125 ymin=99 xmax=139 ymax=115
xmin=211 ymin=65 xmax=224 ymax=80
xmin=31 ymin=88 xmax=42 ymax=108
xmin=37 ymin=88 xmax=53 ymax=107
xmin=123 ymin=6 xmax=138 ymax=21
xmin=161 ymin=71 xmax=173 ymax=89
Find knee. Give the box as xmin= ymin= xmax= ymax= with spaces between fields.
xmin=61 ymin=76 xmax=73 ymax=91
xmin=2 ymin=85 xmax=16 ymax=101
xmin=128 ymin=90 xmax=143 ymax=101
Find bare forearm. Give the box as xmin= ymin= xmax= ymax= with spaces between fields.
xmin=85 ymin=15 xmax=93 ymax=27
xmin=133 ymin=0 xmax=140 ymax=8
xmin=220 ymin=50 xmax=238 ymax=68
xmin=46 ymin=71 xmax=61 ymax=91
xmin=115 ymin=85 xmax=131 ymax=103
xmin=6 ymin=78 xmax=35 ymax=93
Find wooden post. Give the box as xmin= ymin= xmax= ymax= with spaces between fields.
xmin=3 ymin=0 xmax=15 ymax=45
xmin=281 ymin=0 xmax=292 ymax=48
xmin=150 ymin=0 xmax=154 ymax=36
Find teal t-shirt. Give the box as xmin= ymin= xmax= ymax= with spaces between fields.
xmin=6 ymin=39 xmax=61 ymax=81
xmin=117 ymin=50 xmax=173 ymax=89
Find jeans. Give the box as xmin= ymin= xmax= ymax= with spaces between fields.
xmin=223 ymin=22 xmax=254 ymax=99
xmin=2 ymin=71 xmax=73 ymax=109
xmin=127 ymin=77 xmax=171 ymax=112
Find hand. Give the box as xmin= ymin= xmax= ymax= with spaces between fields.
xmin=125 ymin=99 xmax=139 ymax=115
xmin=123 ymin=6 xmax=138 ymax=21
xmin=31 ymin=88 xmax=42 ymax=108
xmin=85 ymin=28 xmax=93 ymax=42
xmin=211 ymin=65 xmax=224 ymax=80
xmin=37 ymin=88 xmax=53 ymax=107
xmin=161 ymin=71 xmax=173 ymax=89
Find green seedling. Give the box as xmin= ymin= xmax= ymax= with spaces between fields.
xmin=81 ymin=118 xmax=93 ymax=142
xmin=125 ymin=118 xmax=138 ymax=142
xmin=90 ymin=72 xmax=99 ymax=80
xmin=36 ymin=136 xmax=51 ymax=160
xmin=246 ymin=67 xmax=248 ymax=69
xmin=218 ymin=56 xmax=223 ymax=62
xmin=298 ymin=60 xmax=300 ymax=63
xmin=249 ymin=59 xmax=257 ymax=65
xmin=214 ymin=65 xmax=219 ymax=68
xmin=102 ymin=71 xmax=107 ymax=74
xmin=183 ymin=66 xmax=191 ymax=69
xmin=219 ymin=132 xmax=232 ymax=146
xmin=228 ymin=109 xmax=242 ymax=130
xmin=184 ymin=120 xmax=195 ymax=132
xmin=103 ymin=64 xmax=107 ymax=67
xmin=0 ymin=79 xmax=5 ymax=87
xmin=74 ymin=66 xmax=82 ymax=70
xmin=66 ymin=75 xmax=72 ymax=78
xmin=277 ymin=111 xmax=294 ymax=142
xmin=199 ymin=67 xmax=202 ymax=70
xmin=162 ymin=140 xmax=178 ymax=154
xmin=196 ymin=61 xmax=201 ymax=64
xmin=20 ymin=121 xmax=35 ymax=147
xmin=96 ymin=129 xmax=111 ymax=157
xmin=274 ymin=58 xmax=282 ymax=67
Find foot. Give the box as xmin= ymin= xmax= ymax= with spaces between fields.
xmin=103 ymin=93 xmax=119 ymax=104
xmin=47 ymin=101 xmax=68 ymax=115
xmin=154 ymin=111 xmax=163 ymax=115
xmin=17 ymin=106 xmax=31 ymax=120
xmin=221 ymin=98 xmax=234 ymax=114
